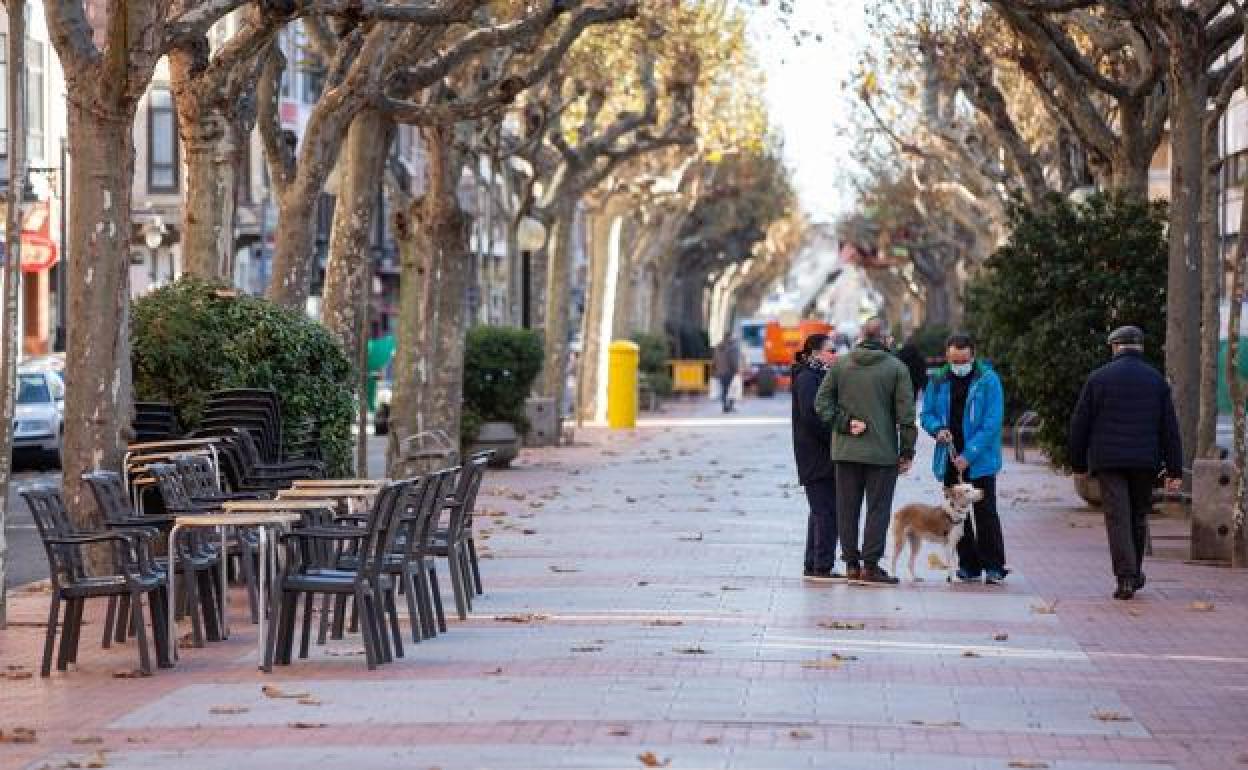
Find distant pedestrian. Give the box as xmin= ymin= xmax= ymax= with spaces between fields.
xmin=921 ymin=334 xmax=1009 ymax=583
xmin=791 ymin=333 xmax=841 ymax=581
xmin=896 ymin=339 xmax=928 ymax=406
xmin=815 ymin=317 xmax=916 ymax=585
xmin=712 ymin=338 xmax=743 ymax=413
xmin=1069 ymin=325 xmax=1183 ymax=601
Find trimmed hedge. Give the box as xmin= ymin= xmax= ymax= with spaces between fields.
xmin=462 ymin=326 xmax=543 ymax=445
xmin=131 ymin=277 xmax=355 ymax=476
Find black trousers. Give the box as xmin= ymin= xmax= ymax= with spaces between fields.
xmin=835 ymin=462 xmax=898 ymax=566
xmin=803 ymin=477 xmax=838 ymax=571
xmin=943 ymin=467 xmax=1006 ymax=574
xmin=1097 ymin=469 xmax=1154 ymax=580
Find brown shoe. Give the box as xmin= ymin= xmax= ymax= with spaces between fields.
xmin=845 ymin=564 xmax=862 ymax=582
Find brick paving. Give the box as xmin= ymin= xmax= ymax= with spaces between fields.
xmin=2 ymin=396 xmax=1247 ymax=769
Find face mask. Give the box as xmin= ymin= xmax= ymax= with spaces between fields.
xmin=951 ymin=362 xmax=973 ymax=377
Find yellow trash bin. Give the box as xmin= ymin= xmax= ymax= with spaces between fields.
xmin=607 ymin=340 xmax=640 ymax=429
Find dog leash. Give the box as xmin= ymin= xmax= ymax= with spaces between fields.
xmin=945 ymin=443 xmax=966 ymax=484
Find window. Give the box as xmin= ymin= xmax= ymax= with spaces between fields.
xmin=237 ymin=131 xmax=252 ymax=205
xmin=301 ymin=64 xmax=325 ymax=103
xmin=25 ymin=38 xmax=43 ymax=161
xmin=17 ymin=374 xmax=50 ymax=405
xmin=1228 ymin=152 xmax=1248 ymax=189
xmin=147 ymin=87 xmax=178 ymax=192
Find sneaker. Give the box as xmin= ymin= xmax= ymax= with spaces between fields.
xmin=854 ymin=564 xmax=900 ymax=586
xmin=1113 ymin=577 xmax=1136 ymax=601
xmin=803 ymin=568 xmax=845 ymax=582
xmin=984 ymin=568 xmax=1010 ymax=585
xmin=845 ymin=564 xmax=862 ymax=582
xmin=955 ymin=568 xmax=982 ymax=583
xmin=1132 ymin=573 xmax=1146 ymax=591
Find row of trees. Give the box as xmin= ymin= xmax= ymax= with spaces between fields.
xmin=0 ymin=0 xmax=802 ymax=599
xmin=844 ymin=0 xmax=1247 ymax=563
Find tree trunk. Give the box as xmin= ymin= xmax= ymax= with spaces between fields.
xmin=1229 ymin=177 xmax=1247 ymax=568
xmin=576 ymin=201 xmax=623 ymax=422
xmin=539 ymin=195 xmax=578 ymax=411
xmin=268 ymin=177 xmax=325 ymax=310
xmin=62 ymin=104 xmax=136 ymax=536
xmin=0 ymin=5 xmax=26 ymax=623
xmin=180 ymin=133 xmax=238 ymax=280
xmin=1166 ymin=53 xmax=1207 ymax=473
xmin=1197 ymin=112 xmax=1222 ymax=460
xmin=386 ymin=198 xmax=436 ymax=477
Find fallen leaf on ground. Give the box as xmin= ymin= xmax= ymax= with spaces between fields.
xmin=607 ymin=727 xmax=632 ymax=736
xmin=111 ymin=669 xmax=150 ymax=679
xmin=493 ymin=614 xmax=548 ymax=624
xmin=209 ymin=706 xmax=250 ymax=715
xmin=1126 ymin=608 xmax=1143 ymax=617
xmin=1091 ymin=710 xmax=1133 ymax=722
xmin=571 ymin=646 xmax=604 ymax=653
xmin=521 ymin=528 xmax=538 ymax=535
xmin=65 ymin=751 xmax=109 ymax=768
xmin=961 ymin=650 xmax=982 ymax=658
xmin=324 ymin=648 xmax=366 ymax=657
xmin=908 ymin=720 xmax=963 ymax=728
xmin=0 ymin=727 xmax=37 ymax=744
xmin=2 ymin=666 xmax=33 ymax=681
xmin=802 ymin=653 xmax=858 ymax=669
xmin=789 ymin=729 xmax=814 ymax=740
xmin=702 ymin=737 xmax=721 ymax=745
xmin=674 ymin=646 xmax=709 ymax=655
xmin=637 ymin=752 xmax=671 ymax=768
xmin=1189 ymin=600 xmax=1216 ymax=612
xmin=262 ymin=685 xmax=311 ymax=699
xmin=646 ymin=619 xmax=683 ymax=627
xmin=678 ymin=532 xmax=704 ymax=541
xmin=71 ymin=737 xmax=104 ymax=745
xmin=927 ymin=553 xmax=949 ymax=570
xmin=288 ymin=721 xmax=328 ymax=729
xmin=1007 ymin=762 xmax=1050 ymax=769
xmin=297 ymin=698 xmax=323 ymax=706
xmin=485 ymin=667 xmax=504 ymax=676
xmin=992 ymin=633 xmax=1009 ymax=641
xmin=636 ymin=581 xmax=650 ymax=587
xmin=818 ymin=621 xmax=866 ymax=631
xmin=625 ymin=497 xmax=638 ymax=503
xmin=720 ymin=586 xmax=744 ymax=592
xmin=1030 ymin=602 xmax=1058 ymax=615
xmin=548 ymin=566 xmax=581 ymax=573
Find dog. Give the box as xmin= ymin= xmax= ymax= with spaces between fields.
xmin=889 ymin=483 xmax=983 ymax=582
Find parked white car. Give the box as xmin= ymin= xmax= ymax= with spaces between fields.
xmin=13 ymin=367 xmax=64 ymax=466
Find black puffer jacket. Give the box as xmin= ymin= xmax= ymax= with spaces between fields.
xmin=792 ymin=363 xmax=835 ymax=484
xmin=1068 ymin=351 xmax=1183 ymax=476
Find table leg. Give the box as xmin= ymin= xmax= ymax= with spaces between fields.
xmin=166 ymin=524 xmax=181 ymax=663
xmin=257 ymin=525 xmax=269 ymax=671
xmin=219 ymin=526 xmax=230 ymax=640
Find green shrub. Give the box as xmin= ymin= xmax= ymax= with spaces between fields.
xmin=131 ymin=277 xmax=355 ymax=476
xmin=632 ymin=332 xmax=673 ymax=397
xmin=462 ymin=326 xmax=543 ymax=445
xmin=964 ymin=192 xmax=1167 ymax=468
xmin=908 ymin=324 xmax=952 ymax=361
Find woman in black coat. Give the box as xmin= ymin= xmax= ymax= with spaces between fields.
xmin=791 ymin=333 xmax=841 ymax=580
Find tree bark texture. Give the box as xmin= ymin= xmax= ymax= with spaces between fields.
xmin=1198 ymin=104 xmax=1224 ymax=460
xmin=539 ymin=195 xmax=579 ymax=407
xmin=0 ymin=2 xmax=27 ymax=624
xmin=1165 ymin=45 xmax=1207 ymax=473
xmin=576 ymin=198 xmax=628 ymax=422
xmin=1229 ymin=176 xmax=1247 ymax=568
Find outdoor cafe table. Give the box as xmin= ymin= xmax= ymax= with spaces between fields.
xmin=291 ymin=479 xmax=384 ymax=489
xmin=166 ymin=500 xmax=334 ymax=671
xmin=278 ymin=486 xmax=379 ymax=514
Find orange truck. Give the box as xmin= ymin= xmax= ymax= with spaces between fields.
xmin=762 ymin=319 xmax=833 ymax=390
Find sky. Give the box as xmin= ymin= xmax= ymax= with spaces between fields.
xmin=747 ymin=1 xmax=869 ymax=226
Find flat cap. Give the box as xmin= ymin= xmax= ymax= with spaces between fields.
xmin=1108 ymin=325 xmax=1144 ymax=345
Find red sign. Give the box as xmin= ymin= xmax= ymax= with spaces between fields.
xmin=20 ymin=200 xmax=58 ymax=273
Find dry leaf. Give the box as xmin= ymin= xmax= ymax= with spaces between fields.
xmin=262 ymin=685 xmax=311 ymax=699
xmin=0 ymin=727 xmax=37 ymax=744
xmin=720 ymin=586 xmax=744 ymax=592
xmin=66 ymin=751 xmax=109 ymax=769
xmin=1007 ymin=762 xmax=1051 ymax=769
xmin=521 ymin=528 xmax=538 ymax=535
xmin=1127 ymin=608 xmax=1143 ymax=617
xmin=1030 ymin=602 xmax=1058 ymax=615
xmin=485 ymin=667 xmax=503 ymax=676
xmin=209 ymin=706 xmax=250 ymax=715
xmin=802 ymin=653 xmax=857 ymax=669
xmin=646 ymin=619 xmax=683 ymax=627
xmin=992 ymin=633 xmax=1009 ymax=641
xmin=637 ymin=752 xmax=671 ymax=768
xmin=927 ymin=553 xmax=949 ymax=569
xmin=288 ymin=721 xmax=328 ymax=729
xmin=678 ymin=532 xmax=704 ymax=541
xmin=789 ymin=729 xmax=814 ymax=740
xmin=297 ymin=698 xmax=323 ymax=706
xmin=702 ymin=737 xmax=721 ymax=745
xmin=608 ymin=727 xmax=632 ymax=736
xmin=961 ymin=650 xmax=981 ymax=658
xmin=571 ymin=646 xmax=604 ymax=653
xmin=2 ymin=668 xmax=33 ymax=681
xmin=625 ymin=497 xmax=638 ymax=503
xmin=908 ymin=720 xmax=963 ymax=728
xmin=111 ymin=669 xmax=150 ymax=679
xmin=324 ymin=648 xmax=366 ymax=657
xmin=1189 ymin=601 xmax=1216 ymax=612
xmin=71 ymin=737 xmax=104 ymax=745
xmin=548 ymin=566 xmax=581 ymax=573
xmin=819 ymin=621 xmax=866 ymax=631
xmin=674 ymin=646 xmax=709 ymax=655
xmin=493 ymin=614 xmax=548 ymax=624
xmin=1092 ymin=710 xmax=1133 ymax=722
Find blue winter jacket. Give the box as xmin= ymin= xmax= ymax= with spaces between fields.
xmin=920 ymin=360 xmax=1004 ymax=481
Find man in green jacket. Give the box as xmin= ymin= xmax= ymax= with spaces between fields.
xmin=815 ymin=317 xmax=916 ymax=585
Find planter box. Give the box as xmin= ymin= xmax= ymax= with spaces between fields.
xmin=470 ymin=421 xmax=521 ymax=468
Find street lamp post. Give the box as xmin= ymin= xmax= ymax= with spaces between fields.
xmin=516 ymin=215 xmax=546 ymax=329
xmin=142 ymin=218 xmax=165 ymax=288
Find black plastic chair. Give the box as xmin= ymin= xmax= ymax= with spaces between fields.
xmin=21 ymin=486 xmax=170 ymax=676
xmin=432 ymin=455 xmax=491 ymax=618
xmin=266 ymin=481 xmax=408 ymax=670
xmin=383 ymin=471 xmax=455 ymax=643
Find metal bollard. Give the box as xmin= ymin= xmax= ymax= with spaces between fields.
xmin=607 ymin=340 xmax=640 ymax=429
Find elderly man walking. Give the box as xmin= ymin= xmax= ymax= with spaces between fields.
xmin=1069 ymin=326 xmax=1183 ymax=601
xmin=815 ymin=318 xmax=916 ymax=585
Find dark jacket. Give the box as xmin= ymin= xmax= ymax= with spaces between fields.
xmin=814 ymin=342 xmax=917 ymax=465
xmin=896 ymin=344 xmax=928 ymax=400
xmin=1068 ymin=351 xmax=1183 ymax=476
xmin=792 ymin=363 xmax=836 ymax=484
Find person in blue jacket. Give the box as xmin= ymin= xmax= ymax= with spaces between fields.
xmin=920 ymin=334 xmax=1009 ymax=583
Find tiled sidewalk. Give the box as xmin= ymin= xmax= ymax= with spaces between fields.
xmin=2 ymin=397 xmax=1246 ymax=770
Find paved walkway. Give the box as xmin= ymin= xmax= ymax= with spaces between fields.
xmin=2 ymin=397 xmax=1247 ymax=769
